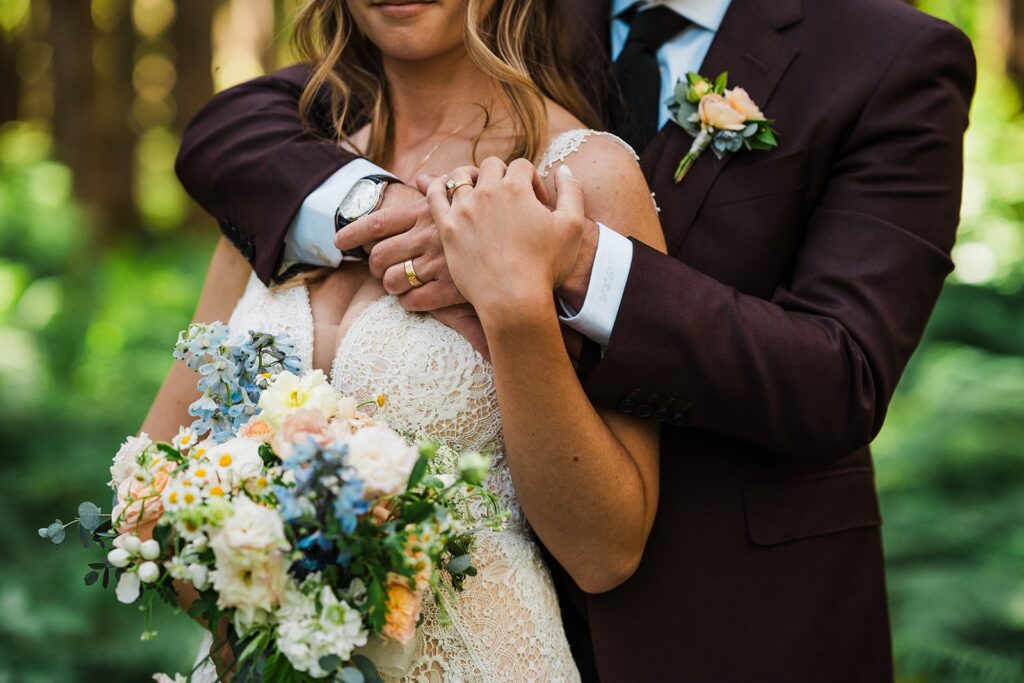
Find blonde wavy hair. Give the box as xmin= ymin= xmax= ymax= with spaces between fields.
xmin=292 ymin=0 xmax=603 ymax=165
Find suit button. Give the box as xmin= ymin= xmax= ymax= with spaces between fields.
xmin=636 ymin=404 xmax=653 ymax=418
xmin=653 ymin=409 xmax=669 ymax=422
xmin=669 ymin=413 xmax=686 ymax=426
xmin=618 ymin=399 xmax=636 ymax=413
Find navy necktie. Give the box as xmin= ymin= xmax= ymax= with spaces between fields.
xmin=614 ymin=5 xmax=691 ymax=150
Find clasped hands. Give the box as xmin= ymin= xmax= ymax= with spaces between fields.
xmin=334 ymin=157 xmax=597 ymax=354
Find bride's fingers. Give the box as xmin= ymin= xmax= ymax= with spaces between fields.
xmin=504 ymin=158 xmax=550 ymax=206
xmin=426 ymin=176 xmax=453 ymax=221
xmin=476 ymin=156 xmax=508 ymax=188
xmin=553 ymin=164 xmax=585 ymax=218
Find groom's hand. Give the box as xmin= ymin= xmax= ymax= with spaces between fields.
xmin=334 ymin=180 xmax=466 ymax=311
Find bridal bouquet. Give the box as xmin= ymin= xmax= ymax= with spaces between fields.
xmin=39 ymin=322 xmax=504 ymax=682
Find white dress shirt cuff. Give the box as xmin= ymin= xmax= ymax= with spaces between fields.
xmin=281 ymin=159 xmax=391 ymax=272
xmin=557 ymin=223 xmax=633 ymax=347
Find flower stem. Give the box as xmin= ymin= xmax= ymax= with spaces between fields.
xmin=674 ymin=130 xmax=713 ymax=183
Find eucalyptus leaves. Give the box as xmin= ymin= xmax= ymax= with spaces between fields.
xmin=667 ymin=71 xmax=779 ymax=182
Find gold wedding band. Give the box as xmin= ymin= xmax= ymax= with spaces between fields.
xmin=404 ymin=259 xmax=425 ymax=288
xmin=445 ymin=178 xmax=474 ymax=199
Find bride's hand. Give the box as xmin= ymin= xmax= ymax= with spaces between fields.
xmin=335 ymin=181 xmax=467 ymax=313
xmin=426 ymin=158 xmax=585 ymax=322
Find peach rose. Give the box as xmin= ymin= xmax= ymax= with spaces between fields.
xmin=382 ymin=574 xmax=422 ymax=644
xmin=698 ymin=94 xmax=747 ymax=131
xmin=725 ymin=87 xmax=765 ymax=120
xmin=112 ymin=470 xmax=169 ymax=539
xmin=239 ymin=416 xmax=274 ymax=443
xmin=272 ymin=408 xmax=330 ymax=459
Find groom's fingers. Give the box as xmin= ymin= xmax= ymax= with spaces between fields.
xmin=335 ymin=201 xmax=419 ymax=252
xmin=398 ymin=280 xmax=467 ymax=312
xmin=504 ymin=158 xmax=550 ymax=205
xmin=414 ymin=173 xmax=438 ymax=194
xmin=553 ymin=164 xmax=585 ymax=218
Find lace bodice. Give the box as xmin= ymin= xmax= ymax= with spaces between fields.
xmin=193 ymin=130 xmax=636 ymax=682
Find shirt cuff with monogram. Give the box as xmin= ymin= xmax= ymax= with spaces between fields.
xmin=558 ymin=223 xmax=634 ymax=347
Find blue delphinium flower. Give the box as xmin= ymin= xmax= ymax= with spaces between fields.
xmin=175 ymin=323 xmax=302 ymax=439
xmin=333 ymin=478 xmax=369 ymax=534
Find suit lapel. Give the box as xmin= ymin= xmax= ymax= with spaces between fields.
xmin=650 ymin=0 xmax=802 ymax=255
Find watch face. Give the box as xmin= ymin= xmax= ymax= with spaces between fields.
xmin=340 ymin=178 xmax=380 ymax=221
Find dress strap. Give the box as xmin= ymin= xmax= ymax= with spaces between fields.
xmin=536 ymin=129 xmax=640 ymax=177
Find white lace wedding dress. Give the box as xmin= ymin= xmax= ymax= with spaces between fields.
xmin=190 ymin=130 xmax=636 ymax=682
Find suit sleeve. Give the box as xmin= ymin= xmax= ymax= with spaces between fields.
xmin=582 ymin=24 xmax=977 ymax=462
xmin=175 ymin=64 xmax=361 ymax=284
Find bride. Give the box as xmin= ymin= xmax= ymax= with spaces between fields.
xmin=143 ymin=0 xmax=665 ymax=680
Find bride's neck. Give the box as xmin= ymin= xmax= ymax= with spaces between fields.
xmin=382 ymin=49 xmax=510 ymax=152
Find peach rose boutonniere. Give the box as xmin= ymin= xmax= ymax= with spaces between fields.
xmin=667 ymin=71 xmax=778 ymax=182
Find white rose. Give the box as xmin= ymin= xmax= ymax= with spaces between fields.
xmin=116 ymin=571 xmax=142 ymax=604
xmin=209 ymin=496 xmax=290 ymax=623
xmin=346 ymin=425 xmax=420 ymax=498
xmin=109 ymin=433 xmax=153 ymax=490
xmin=259 ymin=370 xmax=339 ymax=431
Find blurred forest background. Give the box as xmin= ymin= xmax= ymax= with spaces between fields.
xmin=0 ymin=0 xmax=1021 ymax=681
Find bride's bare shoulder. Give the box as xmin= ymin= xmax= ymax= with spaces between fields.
xmin=542 ymin=100 xmax=665 ymax=251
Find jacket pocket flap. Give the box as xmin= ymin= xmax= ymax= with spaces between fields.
xmin=744 ymin=467 xmax=882 ymax=547
xmin=703 ymin=146 xmax=810 ymax=208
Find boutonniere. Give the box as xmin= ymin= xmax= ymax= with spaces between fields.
xmin=667 ymin=72 xmax=778 ymax=183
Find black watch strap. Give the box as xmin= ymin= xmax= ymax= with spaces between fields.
xmin=334 ymin=174 xmax=400 ymax=232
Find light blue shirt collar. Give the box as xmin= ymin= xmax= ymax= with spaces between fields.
xmin=611 ymin=0 xmax=731 ymax=32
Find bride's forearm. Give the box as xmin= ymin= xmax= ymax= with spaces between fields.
xmin=141 ymin=238 xmax=252 ymax=441
xmin=479 ymin=300 xmax=659 ymax=594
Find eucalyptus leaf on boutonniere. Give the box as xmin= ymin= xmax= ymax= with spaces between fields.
xmin=667 ymin=71 xmax=778 ymax=182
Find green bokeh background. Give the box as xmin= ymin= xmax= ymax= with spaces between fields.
xmin=1 ymin=0 xmax=1022 ymax=680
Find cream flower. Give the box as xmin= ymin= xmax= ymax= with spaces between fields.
xmin=725 ymin=87 xmax=765 ymax=120
xmin=109 ymin=433 xmax=153 ymax=490
xmin=698 ymin=93 xmax=747 ymax=131
xmin=346 ymin=425 xmax=420 ymax=498
xmin=258 ymin=370 xmax=339 ymax=431
xmin=209 ymin=496 xmax=290 ymax=624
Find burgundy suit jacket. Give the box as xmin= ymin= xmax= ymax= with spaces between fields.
xmin=176 ymin=0 xmax=975 ymax=680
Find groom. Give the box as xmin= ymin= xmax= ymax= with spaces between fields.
xmin=176 ymin=0 xmax=975 ymax=680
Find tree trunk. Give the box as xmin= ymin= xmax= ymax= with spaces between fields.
xmin=49 ymin=0 xmax=95 ymax=195
xmin=90 ymin=0 xmax=137 ymax=236
xmin=1008 ymin=0 xmax=1024 ymax=100
xmin=0 ymin=28 xmax=19 ymax=123
xmin=172 ymin=0 xmax=217 ymax=132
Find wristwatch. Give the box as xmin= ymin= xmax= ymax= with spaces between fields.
xmin=334 ymin=174 xmax=397 ymax=231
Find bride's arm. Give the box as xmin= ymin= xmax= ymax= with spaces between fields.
xmin=429 ymin=142 xmax=665 ymax=594
xmin=139 ymin=237 xmax=251 ymax=442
